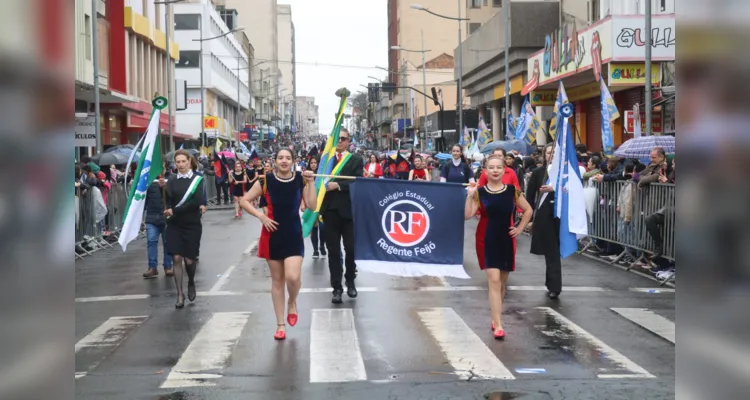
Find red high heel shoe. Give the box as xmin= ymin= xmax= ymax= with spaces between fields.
xmin=493 ymin=329 xmax=506 ymax=340
xmin=491 ymin=322 xmax=496 ymax=331
xmin=274 ymin=324 xmax=286 ymax=340
xmin=287 ymin=303 xmax=298 ymax=327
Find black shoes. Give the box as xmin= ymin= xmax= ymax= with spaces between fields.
xmin=548 ymin=291 xmax=560 ymax=299
xmin=312 ymin=251 xmax=320 ymax=259
xmin=188 ymin=280 xmax=196 ymax=302
xmin=346 ymin=281 xmax=357 ymax=298
xmin=320 ymin=248 xmax=327 ymax=257
xmin=331 ymin=289 xmax=343 ymax=304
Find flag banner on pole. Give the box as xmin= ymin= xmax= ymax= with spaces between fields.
xmin=599 ymin=79 xmax=619 ymax=155
xmin=548 ymin=81 xmax=569 ymax=141
xmin=351 ymin=178 xmax=469 ymax=279
xmin=301 ymin=87 xmax=350 ymax=238
xmin=119 ymin=96 xmax=167 ymax=251
xmin=547 ymin=103 xmax=587 ymax=259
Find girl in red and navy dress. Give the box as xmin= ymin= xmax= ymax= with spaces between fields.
xmin=239 ymin=149 xmax=316 ymax=340
xmin=465 ymin=155 xmax=533 ymax=340
xmin=408 ymin=155 xmax=431 ymax=181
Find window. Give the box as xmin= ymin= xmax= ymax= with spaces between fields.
xmin=174 ymin=14 xmax=200 ymax=30
xmin=84 ymin=15 xmax=92 ymax=60
xmin=176 ymin=50 xmax=200 ymax=68
xmin=468 ymin=0 xmax=481 ymax=8
xmin=493 ymin=0 xmax=502 ymax=7
xmin=469 ymin=23 xmax=481 ymax=35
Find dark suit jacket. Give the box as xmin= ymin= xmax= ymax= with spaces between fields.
xmin=526 ymin=166 xmax=559 ymax=256
xmin=320 ymin=152 xmax=364 ymax=220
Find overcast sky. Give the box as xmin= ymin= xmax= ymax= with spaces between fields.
xmin=279 ymin=0 xmax=387 ymax=135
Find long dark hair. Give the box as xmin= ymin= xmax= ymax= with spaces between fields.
xmin=174 ymin=149 xmax=198 ymax=170
xmin=450 ymin=144 xmax=468 ymax=165
xmin=542 ymin=143 xmax=555 ymax=169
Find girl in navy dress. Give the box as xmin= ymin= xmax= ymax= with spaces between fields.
xmin=465 ymin=155 xmax=533 ymax=340
xmin=239 ymin=149 xmax=316 ymax=340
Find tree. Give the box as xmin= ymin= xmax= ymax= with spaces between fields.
xmin=349 ymin=90 xmax=369 ymax=136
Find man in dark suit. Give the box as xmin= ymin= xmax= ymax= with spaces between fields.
xmin=525 ymin=143 xmax=562 ymax=299
xmin=320 ymin=127 xmax=364 ymax=304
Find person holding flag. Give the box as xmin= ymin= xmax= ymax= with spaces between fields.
xmin=164 ymin=150 xmax=206 ymax=308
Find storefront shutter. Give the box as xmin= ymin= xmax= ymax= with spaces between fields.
xmin=618 ymin=87 xmax=644 ymax=141
xmin=585 ymin=97 xmax=602 ymax=152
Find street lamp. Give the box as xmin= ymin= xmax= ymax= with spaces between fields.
xmin=193 ymin=21 xmax=244 ymax=151
xmin=410 ymin=3 xmax=468 ymax=141
xmin=154 ymin=0 xmax=185 ymax=153
xmin=392 ymin=42 xmax=431 ymax=151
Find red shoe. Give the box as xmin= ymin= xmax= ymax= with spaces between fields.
xmin=274 ymin=325 xmax=286 ymax=340
xmin=287 ymin=304 xmax=298 ymax=327
xmin=491 ymin=322 xmax=496 ymax=331
xmin=493 ymin=329 xmax=506 ymax=340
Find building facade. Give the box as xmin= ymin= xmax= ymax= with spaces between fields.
xmin=224 ymin=0 xmax=280 ymax=128
xmin=277 ymin=4 xmax=296 ymax=133
xmin=75 ymin=0 xmax=184 ymax=155
xmin=295 ymin=97 xmax=319 ymax=137
xmin=173 ymin=0 xmax=250 ymax=146
xmin=523 ymin=0 xmax=676 ymax=149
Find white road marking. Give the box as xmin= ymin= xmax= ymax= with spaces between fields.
xmin=536 ymin=307 xmax=655 ymax=378
xmin=629 ymin=288 xmax=675 ymax=293
xmin=75 ymin=316 xmax=149 ymax=353
xmin=209 ymin=265 xmax=236 ymax=293
xmin=310 ymin=309 xmax=367 ymax=383
xmin=75 ymin=294 xmax=150 ymax=303
xmin=611 ymin=308 xmax=675 ymax=344
xmin=417 ymin=286 xmax=484 ymax=292
xmin=508 ymin=286 xmax=608 ymax=292
xmin=243 ymin=240 xmax=259 ymax=255
xmin=161 ymin=312 xmax=251 ymax=388
xmin=75 ymin=316 xmax=148 ymax=378
xmin=417 ymin=307 xmax=515 ymax=380
xmin=197 ymin=290 xmax=243 ymax=297
xmin=300 ymin=287 xmax=378 ymax=293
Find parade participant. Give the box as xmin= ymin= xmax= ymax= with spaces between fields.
xmin=465 ymin=154 xmax=533 ymax=339
xmin=525 ymin=143 xmax=562 ymax=299
xmin=143 ymin=158 xmax=173 ymax=279
xmin=306 ymin=157 xmax=327 ymax=258
xmin=475 ymin=148 xmax=521 ymax=270
xmin=408 ymin=155 xmax=431 ymax=181
xmin=319 ymin=127 xmax=364 ymax=304
xmin=164 ymin=150 xmax=206 ymax=309
xmin=229 ymin=162 xmax=248 ymax=219
xmin=239 ymin=148 xmax=316 ymax=340
xmin=363 ymin=154 xmax=383 ymax=178
xmin=440 ymin=144 xmax=475 ymax=184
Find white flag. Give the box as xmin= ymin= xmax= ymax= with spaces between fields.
xmin=118 ymin=105 xmax=164 ymax=251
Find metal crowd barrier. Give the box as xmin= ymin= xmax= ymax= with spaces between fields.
xmin=583 ymin=180 xmax=675 ymax=283
xmin=75 ymin=182 xmax=143 ymax=259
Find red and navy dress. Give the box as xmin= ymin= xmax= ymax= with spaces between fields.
xmin=475 ymin=184 xmax=518 ymax=271
xmin=257 ymin=172 xmax=305 ymax=261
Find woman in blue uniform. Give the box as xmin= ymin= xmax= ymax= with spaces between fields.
xmin=465 ymin=154 xmax=533 ymax=340
xmin=239 ymin=149 xmax=316 ymax=340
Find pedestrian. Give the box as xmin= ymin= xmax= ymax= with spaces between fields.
xmin=408 ymin=155 xmax=431 ymax=181
xmin=239 ymin=149 xmax=316 ymax=340
xmin=306 ymin=157 xmax=327 ymax=258
xmin=466 ymin=154 xmax=533 ymax=339
xmin=319 ymin=127 xmax=364 ymax=304
xmin=229 ymin=162 xmax=248 ymax=219
xmin=165 ymin=150 xmax=206 ymax=309
xmin=142 ymin=159 xmax=173 ymax=279
xmin=525 ymin=143 xmax=562 ymax=299
xmin=440 ymin=144 xmax=475 ymax=185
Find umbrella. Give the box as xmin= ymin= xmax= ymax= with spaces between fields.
xmin=91 ymin=152 xmax=130 ymax=166
xmin=480 ymin=140 xmax=536 ymax=156
xmin=219 ymin=150 xmax=235 ymax=159
xmin=614 ymin=136 xmax=675 ymax=159
xmin=104 ymin=144 xmax=136 ymax=154
xmin=165 ymin=148 xmax=200 ymax=161
xmin=434 ymin=153 xmax=452 ymax=160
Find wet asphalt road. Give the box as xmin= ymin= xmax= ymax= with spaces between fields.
xmin=75 ymin=209 xmax=675 ymax=400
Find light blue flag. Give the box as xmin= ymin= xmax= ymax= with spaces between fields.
xmin=547 ymin=103 xmax=588 ymax=259
xmin=599 ymin=79 xmax=618 ymax=155
xmin=179 ymin=143 xmax=184 ymax=150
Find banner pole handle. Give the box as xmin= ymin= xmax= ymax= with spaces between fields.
xmin=312 ymin=173 xmax=474 ymax=187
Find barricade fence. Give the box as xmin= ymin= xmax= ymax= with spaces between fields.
xmin=75 ymin=182 xmax=141 ymax=259
xmin=584 ymin=181 xmax=675 ymax=261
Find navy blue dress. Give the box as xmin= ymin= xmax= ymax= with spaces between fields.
xmin=257 ymin=172 xmax=305 ymax=260
xmin=476 ymin=184 xmax=518 ymax=271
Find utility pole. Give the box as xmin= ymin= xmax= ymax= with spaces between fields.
xmin=503 ymin=0 xmax=510 ymax=140
xmin=644 ymin=0 xmax=653 ymax=135
xmin=457 ymin=0 xmax=463 ymax=137
xmin=91 ymin=0 xmax=102 ymax=154
xmin=421 ymin=30 xmax=428 ymax=152
xmin=165 ymin=4 xmax=174 ymax=152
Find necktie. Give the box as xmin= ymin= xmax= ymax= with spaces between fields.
xmin=337 ymin=153 xmax=341 ymax=162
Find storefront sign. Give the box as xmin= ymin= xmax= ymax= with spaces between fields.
xmin=612 ymin=15 xmax=675 ymax=61
xmin=203 ymin=116 xmax=218 ymax=131
xmin=543 ymin=21 xmax=587 ymax=79
xmin=75 ymin=115 xmax=97 ymax=147
xmin=530 ymin=90 xmax=557 ymax=106
xmin=625 ymin=110 xmax=662 ymax=134
xmin=530 ymin=81 xmax=601 ymax=106
xmin=609 ymin=63 xmax=660 ymax=86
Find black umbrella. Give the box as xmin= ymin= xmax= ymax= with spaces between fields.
xmin=91 ymin=152 xmax=130 ymax=166
xmin=165 ymin=148 xmax=200 ymax=161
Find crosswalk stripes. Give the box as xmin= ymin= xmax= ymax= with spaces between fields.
xmin=417 ymin=307 xmax=515 ymax=380
xmin=75 ymin=316 xmax=148 ymax=378
xmin=536 ymin=307 xmax=656 ymax=379
xmin=310 ymin=309 xmax=368 ymax=383
xmin=610 ymin=308 xmax=675 ymax=344
xmin=160 ymin=312 xmax=251 ymax=388
xmin=75 ymin=306 xmax=673 ymax=388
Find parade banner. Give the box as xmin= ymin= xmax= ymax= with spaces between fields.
xmin=351 ymin=178 xmax=469 ymax=279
